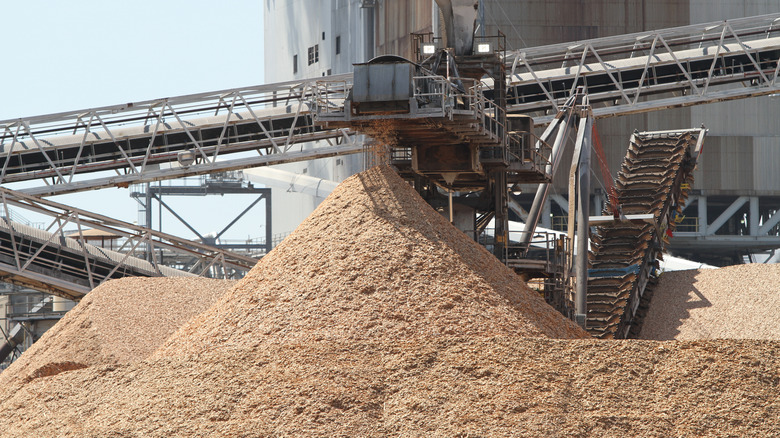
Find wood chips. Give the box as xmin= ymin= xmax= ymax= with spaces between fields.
xmin=640 ymin=263 xmax=780 ymax=340
xmin=0 ymin=277 xmax=234 ymax=403
xmin=0 ymin=166 xmax=777 ymax=436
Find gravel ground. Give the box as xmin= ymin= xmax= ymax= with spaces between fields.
xmin=640 ymin=264 xmax=780 ymax=340
xmin=0 ymin=337 xmax=777 ymax=437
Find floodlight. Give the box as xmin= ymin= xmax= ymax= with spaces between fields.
xmin=422 ymin=43 xmax=436 ymax=55
xmin=476 ymin=43 xmax=492 ymax=54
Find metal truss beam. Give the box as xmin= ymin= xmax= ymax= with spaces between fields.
xmin=0 ymin=187 xmax=258 ymax=300
xmin=0 ymin=75 xmax=357 ymax=195
xmin=504 ymin=13 xmax=780 ymax=124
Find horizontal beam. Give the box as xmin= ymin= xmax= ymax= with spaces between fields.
xmin=20 ymin=143 xmax=364 ymax=197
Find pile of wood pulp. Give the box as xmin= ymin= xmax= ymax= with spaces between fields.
xmin=0 ymin=166 xmax=778 ymax=437
xmin=640 ymin=263 xmax=780 ymax=340
xmin=0 ymin=277 xmax=234 ymax=403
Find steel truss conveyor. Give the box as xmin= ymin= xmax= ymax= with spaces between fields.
xmin=504 ymin=13 xmax=780 ymax=123
xmin=1 ymin=14 xmax=779 ymax=198
xmin=0 ymin=187 xmax=257 ymax=301
xmin=586 ymin=129 xmax=706 ymax=339
xmin=0 ymin=75 xmax=360 ymax=197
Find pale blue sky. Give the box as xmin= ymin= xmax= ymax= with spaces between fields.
xmin=1 ymin=1 xmax=264 ymax=119
xmin=1 ymin=1 xmax=270 ymax=242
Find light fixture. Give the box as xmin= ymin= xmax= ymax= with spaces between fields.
xmin=177 ymin=150 xmax=195 ymax=167
xmin=476 ymin=43 xmax=492 ymax=54
xmin=510 ymin=183 xmax=522 ymax=195
xmin=422 ymin=43 xmax=436 ymax=55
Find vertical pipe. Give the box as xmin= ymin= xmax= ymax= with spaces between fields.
xmin=363 ymin=4 xmax=375 ymax=62
xmin=432 ymin=0 xmax=440 ymax=38
xmin=145 ymin=183 xmax=152 ymax=262
xmin=265 ymin=190 xmax=273 ymax=255
xmin=493 ymin=170 xmax=508 ymax=261
xmin=750 ymin=196 xmax=759 ymax=237
xmin=448 ymin=190 xmax=453 ymax=223
xmin=575 ymin=117 xmax=593 ymax=328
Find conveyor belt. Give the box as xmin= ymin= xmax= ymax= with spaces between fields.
xmin=0 ymin=217 xmax=193 ymax=301
xmin=2 ymin=15 xmax=778 ymax=196
xmin=586 ymin=130 xmax=703 ymax=338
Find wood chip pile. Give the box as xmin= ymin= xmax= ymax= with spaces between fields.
xmin=155 ymin=165 xmax=587 ymax=360
xmin=0 ymin=166 xmax=777 ymax=436
xmin=640 ymin=263 xmax=780 ymax=340
xmin=0 ymin=338 xmax=777 ymax=437
xmin=0 ymin=277 xmax=234 ymax=403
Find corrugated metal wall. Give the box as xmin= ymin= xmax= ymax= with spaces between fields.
xmin=480 ymin=0 xmax=688 ymax=49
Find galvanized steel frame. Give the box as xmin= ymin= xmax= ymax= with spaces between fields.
xmin=0 ymin=187 xmax=258 ymax=300
xmin=504 ymin=13 xmax=780 ymax=124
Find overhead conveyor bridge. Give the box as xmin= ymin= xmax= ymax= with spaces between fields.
xmin=0 ymin=187 xmax=258 ymax=301
xmin=0 ymin=74 xmax=360 ymax=196
xmin=2 ymin=15 xmax=780 ymax=197
xmin=504 ymin=13 xmax=780 ymax=124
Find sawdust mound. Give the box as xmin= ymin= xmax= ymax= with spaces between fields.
xmin=640 ymin=264 xmax=780 ymax=340
xmin=0 ymin=338 xmax=777 ymax=437
xmin=0 ymin=277 xmax=234 ymax=403
xmin=155 ymin=165 xmax=587 ymax=358
xmin=5 ymin=166 xmax=776 ymax=435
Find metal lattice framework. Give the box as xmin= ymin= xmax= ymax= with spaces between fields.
xmin=2 ymin=15 xmax=779 ymax=196
xmin=0 ymin=187 xmax=258 ymax=300
xmin=0 ymin=75 xmax=359 ymax=196
xmin=0 ymin=14 xmax=779 ymax=296
xmin=504 ymin=13 xmax=780 ymax=123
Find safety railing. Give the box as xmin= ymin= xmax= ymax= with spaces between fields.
xmin=674 ymin=216 xmax=699 ymax=233
xmin=313 ymin=79 xmax=352 ymax=116
xmin=390 ymin=147 xmax=413 ymax=162
xmin=506 ymin=131 xmax=552 ymax=175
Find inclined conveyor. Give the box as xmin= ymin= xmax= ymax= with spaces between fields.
xmin=0 ymin=217 xmax=193 ymax=301
xmin=587 ymin=129 xmax=705 ymax=339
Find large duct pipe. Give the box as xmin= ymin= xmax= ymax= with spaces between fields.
xmin=243 ymin=167 xmax=338 ymax=198
xmin=434 ymin=0 xmax=479 ymax=56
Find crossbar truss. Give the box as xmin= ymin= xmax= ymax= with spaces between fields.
xmin=0 ymin=187 xmax=258 ymax=300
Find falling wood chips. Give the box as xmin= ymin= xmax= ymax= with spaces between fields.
xmin=640 ymin=263 xmax=780 ymax=340
xmin=0 ymin=166 xmax=777 ymax=437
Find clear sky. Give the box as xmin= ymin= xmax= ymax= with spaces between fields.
xmin=1 ymin=1 xmax=269 ymax=242
xmin=1 ymin=1 xmax=264 ymax=120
